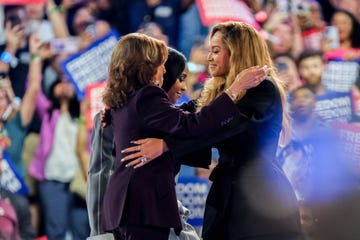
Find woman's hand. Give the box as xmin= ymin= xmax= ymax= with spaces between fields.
xmin=121 ymin=138 xmax=168 ymax=168
xmin=226 ymin=65 xmax=271 ymax=99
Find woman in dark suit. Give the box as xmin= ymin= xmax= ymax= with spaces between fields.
xmin=121 ymin=22 xmax=302 ymax=240
xmin=101 ymin=33 xmax=269 ymax=240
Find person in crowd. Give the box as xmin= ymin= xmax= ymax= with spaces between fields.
xmin=279 ymin=85 xmax=359 ymax=240
xmin=296 ymin=0 xmax=327 ymax=51
xmin=66 ymin=2 xmax=111 ymax=50
xmin=273 ymin=53 xmax=303 ymax=94
xmin=100 ymin=32 xmax=267 ymax=240
xmin=263 ymin=8 xmax=304 ymax=59
xmin=121 ymin=22 xmax=301 ymax=240
xmin=330 ymin=0 xmax=360 ymax=22
xmin=0 ymin=186 xmax=36 ymax=240
xmin=323 ymin=9 xmax=360 ymax=61
xmin=296 ymin=50 xmax=330 ymax=96
xmin=27 ymin=49 xmax=90 ymax=239
xmin=0 ymin=195 xmax=21 ymax=240
xmin=137 ymin=21 xmax=169 ymax=46
xmin=0 ymin=5 xmax=30 ymax=99
xmin=25 ymin=1 xmax=55 ymax=43
xmin=0 ymin=33 xmax=41 ymax=179
xmin=0 ymin=32 xmax=43 ymax=239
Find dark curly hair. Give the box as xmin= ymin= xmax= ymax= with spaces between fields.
xmin=102 ymin=33 xmax=168 ymax=108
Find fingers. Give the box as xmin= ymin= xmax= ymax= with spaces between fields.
xmin=130 ymin=139 xmax=148 ymax=144
xmin=122 ymin=156 xmax=151 ymax=168
xmin=121 ymin=145 xmax=140 ymax=154
xmin=121 ymin=151 xmax=142 ymax=162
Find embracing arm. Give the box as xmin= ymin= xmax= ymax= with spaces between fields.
xmin=166 ymin=79 xmax=279 ymax=158
xmin=122 ymin=79 xmax=278 ymax=167
xmin=138 ymin=66 xmax=269 ymax=138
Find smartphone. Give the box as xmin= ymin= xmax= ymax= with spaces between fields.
xmin=294 ymin=2 xmax=310 ymax=17
xmin=277 ymin=62 xmax=288 ymax=72
xmin=324 ymin=26 xmax=339 ymax=49
xmin=276 ymin=0 xmax=290 ymax=14
xmin=8 ymin=15 xmax=21 ymax=28
xmin=50 ymin=37 xmax=80 ymax=54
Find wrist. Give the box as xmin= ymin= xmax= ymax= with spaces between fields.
xmin=47 ymin=6 xmax=59 ymax=15
xmin=30 ymin=54 xmax=41 ymax=62
xmin=225 ymin=88 xmax=238 ymax=102
xmin=78 ymin=117 xmax=86 ymax=126
xmin=0 ymin=51 xmax=12 ymax=64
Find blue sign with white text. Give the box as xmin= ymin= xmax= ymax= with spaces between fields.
xmin=61 ymin=30 xmax=120 ymax=100
xmin=176 ymin=177 xmax=210 ymax=227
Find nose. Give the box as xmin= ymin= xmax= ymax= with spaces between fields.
xmin=181 ymin=82 xmax=187 ymax=92
xmin=207 ymin=52 xmax=212 ymax=62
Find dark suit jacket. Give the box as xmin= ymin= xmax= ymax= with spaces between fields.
xmin=165 ymin=79 xmax=301 ymax=240
xmin=102 ymin=85 xmax=240 ymax=232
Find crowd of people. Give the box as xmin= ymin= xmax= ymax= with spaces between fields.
xmin=0 ymin=0 xmax=360 ymax=239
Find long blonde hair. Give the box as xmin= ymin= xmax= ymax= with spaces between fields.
xmin=197 ymin=22 xmax=290 ymax=145
xmin=102 ymin=33 xmax=168 ymax=109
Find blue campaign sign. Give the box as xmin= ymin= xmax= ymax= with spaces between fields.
xmin=315 ymin=91 xmax=353 ymax=123
xmin=1 ymin=152 xmax=28 ymax=196
xmin=322 ymin=60 xmax=360 ymax=93
xmin=176 ymin=177 xmax=210 ymax=227
xmin=61 ymin=30 xmax=120 ymax=100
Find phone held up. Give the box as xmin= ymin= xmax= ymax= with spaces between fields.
xmin=277 ymin=62 xmax=288 ymax=73
xmin=50 ymin=37 xmax=80 ymax=54
xmin=324 ymin=26 xmax=340 ymax=50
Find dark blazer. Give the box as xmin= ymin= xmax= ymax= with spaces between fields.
xmin=166 ymin=79 xmax=301 ymax=240
xmin=102 ymin=85 xmax=240 ymax=232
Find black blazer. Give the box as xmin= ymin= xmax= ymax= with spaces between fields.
xmin=102 ymin=85 xmax=241 ymax=232
xmin=165 ymin=79 xmax=301 ymax=240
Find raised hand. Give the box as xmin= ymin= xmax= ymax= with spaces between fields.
xmin=226 ymin=65 xmax=271 ymax=100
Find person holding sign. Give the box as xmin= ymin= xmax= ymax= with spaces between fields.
xmin=100 ymin=32 xmax=268 ymax=240
xmin=121 ymin=22 xmax=301 ymax=240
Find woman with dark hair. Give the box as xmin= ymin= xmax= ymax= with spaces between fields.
xmin=28 ymin=52 xmax=90 ymax=239
xmin=323 ymin=9 xmax=360 ymax=60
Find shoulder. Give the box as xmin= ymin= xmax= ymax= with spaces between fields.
xmin=135 ymin=85 xmax=169 ymax=101
xmin=245 ymin=77 xmax=279 ymax=99
xmin=258 ymin=77 xmax=277 ymax=92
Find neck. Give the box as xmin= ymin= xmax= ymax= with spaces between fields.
xmin=60 ymin=100 xmax=69 ymax=113
xmin=340 ymin=39 xmax=352 ymax=48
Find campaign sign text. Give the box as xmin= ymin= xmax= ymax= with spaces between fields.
xmin=1 ymin=152 xmax=28 ymax=196
xmin=176 ymin=177 xmax=210 ymax=227
xmin=196 ymin=0 xmax=260 ymax=29
xmin=86 ymin=81 xmax=105 ymax=130
xmin=61 ymin=30 xmax=119 ymax=100
xmin=332 ymin=122 xmax=360 ymax=177
xmin=322 ymin=60 xmax=360 ymax=92
xmin=315 ymin=92 xmax=353 ymax=123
